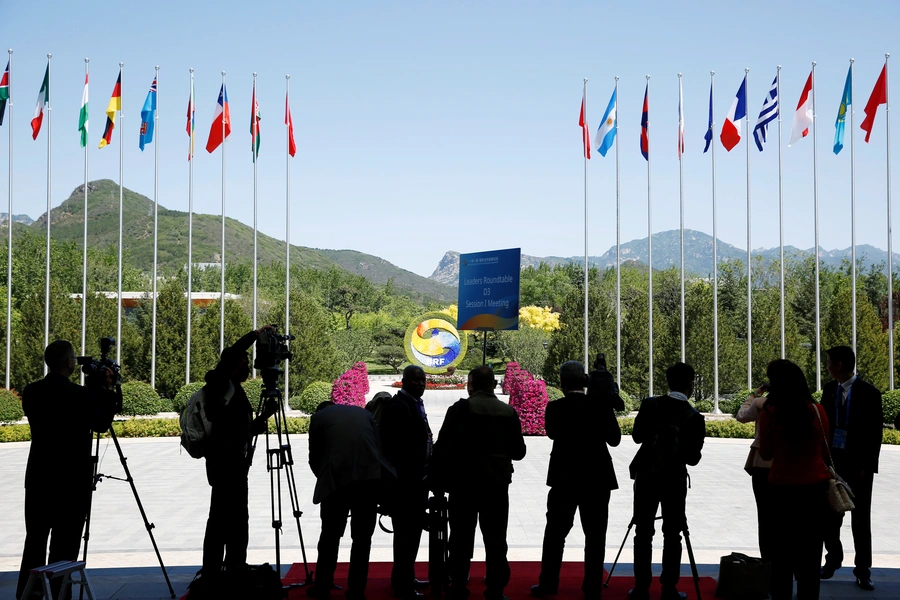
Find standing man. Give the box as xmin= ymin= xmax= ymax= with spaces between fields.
xmin=531 ymin=360 xmax=621 ymax=600
xmin=821 ymin=346 xmax=883 ymax=591
xmin=587 ymin=353 xmax=625 ymax=413
xmin=381 ymin=365 xmax=432 ymax=599
xmin=306 ymin=401 xmax=396 ymax=600
xmin=433 ymin=366 xmax=526 ymax=600
xmin=17 ymin=340 xmax=117 ymax=600
xmin=629 ymin=362 xmax=705 ymax=600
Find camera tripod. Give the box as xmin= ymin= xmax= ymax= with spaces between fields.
xmin=81 ymin=425 xmax=175 ymax=599
xmin=251 ymin=366 xmax=312 ymax=587
xmin=604 ymin=514 xmax=702 ymax=600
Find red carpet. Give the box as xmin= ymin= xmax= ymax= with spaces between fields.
xmin=282 ymin=562 xmax=718 ymax=600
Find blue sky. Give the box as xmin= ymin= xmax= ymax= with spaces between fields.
xmin=0 ymin=0 xmax=898 ymax=277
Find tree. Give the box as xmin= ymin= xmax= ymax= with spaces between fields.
xmin=496 ymin=326 xmax=550 ymax=378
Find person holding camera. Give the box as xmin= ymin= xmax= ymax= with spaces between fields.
xmin=199 ymin=326 xmax=278 ymax=590
xmin=587 ymin=353 xmax=625 ymax=413
xmin=531 ymin=360 xmax=621 ymax=600
xmin=735 ymin=383 xmax=773 ymax=562
xmin=16 ymin=340 xmax=118 ymax=600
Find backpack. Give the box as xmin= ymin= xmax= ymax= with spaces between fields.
xmin=365 ymin=393 xmax=391 ymax=428
xmin=180 ymin=382 xmax=234 ymax=458
xmin=646 ymin=402 xmax=695 ymax=474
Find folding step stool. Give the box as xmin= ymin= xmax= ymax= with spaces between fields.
xmin=20 ymin=560 xmax=96 ymax=600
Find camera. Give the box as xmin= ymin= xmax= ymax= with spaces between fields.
xmin=77 ymin=337 xmax=122 ymax=386
xmin=254 ymin=325 xmax=295 ymax=372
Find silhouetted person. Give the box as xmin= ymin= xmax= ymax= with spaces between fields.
xmin=736 ymin=384 xmax=774 ymax=561
xmin=820 ymin=346 xmax=883 ymax=591
xmin=306 ymin=401 xmax=396 ymax=600
xmin=531 ymin=360 xmax=621 ymax=600
xmin=200 ymin=326 xmax=276 ymax=589
xmin=381 ymin=365 xmax=432 ymax=599
xmin=758 ymin=359 xmax=831 ymax=600
xmin=432 ymin=366 xmax=526 ymax=600
xmin=17 ymin=340 xmax=117 ymax=600
xmin=587 ymin=353 xmax=625 ymax=413
xmin=629 ymin=362 xmax=705 ymax=600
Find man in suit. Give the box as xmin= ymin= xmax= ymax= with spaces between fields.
xmin=381 ymin=365 xmax=432 ymax=599
xmin=629 ymin=362 xmax=705 ymax=600
xmin=433 ymin=366 xmax=526 ymax=600
xmin=306 ymin=401 xmax=396 ymax=600
xmin=821 ymin=345 xmax=884 ymax=591
xmin=530 ymin=360 xmax=621 ymax=600
xmin=17 ymin=340 xmax=117 ymax=600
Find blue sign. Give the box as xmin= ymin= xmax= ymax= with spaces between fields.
xmin=457 ymin=248 xmax=521 ymax=331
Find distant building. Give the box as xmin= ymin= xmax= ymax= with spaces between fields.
xmin=70 ymin=291 xmax=241 ymax=314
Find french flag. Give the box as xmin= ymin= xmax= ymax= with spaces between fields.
xmin=206 ymin=84 xmax=231 ymax=153
xmin=720 ymin=74 xmax=747 ymax=152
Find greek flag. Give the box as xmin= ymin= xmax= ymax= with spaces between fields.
xmin=753 ymin=76 xmax=778 ymax=151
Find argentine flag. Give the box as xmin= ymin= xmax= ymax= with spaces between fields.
xmin=594 ymin=88 xmax=617 ymax=157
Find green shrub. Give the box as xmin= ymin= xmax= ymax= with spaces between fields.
xmin=705 ymin=420 xmax=756 ymax=439
xmin=618 ymin=417 xmax=634 ymax=435
xmin=882 ymin=390 xmax=900 ymax=425
xmin=694 ymin=399 xmax=714 ymax=413
xmin=173 ymin=382 xmax=205 ymax=414
xmin=267 ymin=416 xmax=310 ymax=434
xmin=243 ymin=379 xmax=264 ymax=408
xmin=291 ymin=381 xmax=332 ymax=414
xmin=0 ymin=389 xmax=24 ymax=423
xmin=617 ymin=390 xmax=634 ymax=416
xmin=119 ymin=382 xmax=166 ymax=416
xmin=546 ymin=386 xmax=564 ymax=402
xmin=812 ymin=390 xmax=823 ymax=404
xmin=884 ymin=428 xmax=900 ymax=445
xmin=0 ymin=424 xmax=31 ymax=442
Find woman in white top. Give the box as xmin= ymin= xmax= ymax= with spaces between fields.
xmin=736 ymin=384 xmax=774 ymax=561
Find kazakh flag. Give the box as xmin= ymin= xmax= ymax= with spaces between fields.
xmin=834 ymin=66 xmax=852 ymax=155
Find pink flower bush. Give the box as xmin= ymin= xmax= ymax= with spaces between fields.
xmin=331 ymin=362 xmax=369 ymax=407
xmin=505 ymin=362 xmax=548 ymax=436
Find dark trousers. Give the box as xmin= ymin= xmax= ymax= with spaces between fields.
xmin=202 ymin=461 xmax=250 ymax=577
xmin=391 ymin=482 xmax=427 ymax=593
xmin=749 ymin=467 xmax=774 ymax=562
xmin=769 ymin=482 xmax=827 ymax=600
xmin=538 ymin=486 xmax=610 ymax=595
xmin=315 ymin=481 xmax=379 ymax=596
xmin=17 ymin=487 xmax=89 ymax=600
xmin=448 ymin=484 xmax=511 ymax=597
xmin=823 ymin=471 xmax=874 ymax=579
xmin=632 ymin=474 xmax=687 ymax=592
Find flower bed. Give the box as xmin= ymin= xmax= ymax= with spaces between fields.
xmin=331 ymin=362 xmax=369 ymax=407
xmin=505 ymin=362 xmax=548 ymax=435
xmin=391 ymin=373 xmax=466 ymax=390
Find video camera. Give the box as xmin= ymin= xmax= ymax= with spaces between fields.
xmin=253 ymin=325 xmax=294 ymax=372
xmin=77 ymin=337 xmax=122 ymax=387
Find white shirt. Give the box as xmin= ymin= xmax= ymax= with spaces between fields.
xmin=840 ymin=374 xmax=857 ymax=406
xmin=669 ymin=391 xmax=689 ymax=402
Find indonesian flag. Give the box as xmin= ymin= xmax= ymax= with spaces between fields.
xmin=31 ymin=63 xmax=49 ymax=140
xmin=206 ymin=83 xmax=231 ymax=153
xmin=789 ymin=72 xmax=813 ymax=146
xmin=285 ymin=92 xmax=296 ymax=158
xmin=720 ymin=75 xmax=747 ymax=152
xmin=860 ymin=64 xmax=887 ymax=143
xmin=579 ymin=91 xmax=590 ymax=159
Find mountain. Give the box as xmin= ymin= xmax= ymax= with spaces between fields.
xmin=29 ymin=180 xmax=453 ymax=302
xmin=429 ymin=229 xmax=900 ymax=286
xmin=1 ymin=213 xmax=34 ymax=226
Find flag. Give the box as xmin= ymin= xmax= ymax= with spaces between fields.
xmin=677 ymin=80 xmax=685 ymax=158
xmin=753 ymin=76 xmax=779 ymax=152
xmin=833 ymin=67 xmax=852 ymax=154
xmin=99 ymin=72 xmax=122 ymax=149
xmin=720 ymin=75 xmax=747 ymax=152
xmin=789 ymin=72 xmax=813 ymax=146
xmin=186 ymin=84 xmax=195 ymax=160
xmin=251 ymin=82 xmax=260 ymax=161
xmin=285 ymin=92 xmax=296 ymax=157
xmin=139 ymin=77 xmax=157 ymax=151
xmin=31 ymin=62 xmax=49 ymax=140
xmin=78 ymin=73 xmax=89 ymax=148
xmin=703 ymin=83 xmax=713 ymax=153
xmin=594 ymin=88 xmax=616 ymax=157
xmin=640 ymin=82 xmax=649 ymax=161
xmin=0 ymin=60 xmax=9 ymax=126
xmin=206 ymin=83 xmax=231 ymax=153
xmin=860 ymin=64 xmax=887 ymax=143
xmin=579 ymin=91 xmax=590 ymax=159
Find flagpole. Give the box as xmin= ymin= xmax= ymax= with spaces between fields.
xmin=778 ymin=66 xmax=785 ymax=359
xmin=252 ymin=72 xmax=258 ymax=377
xmin=679 ymin=73 xmax=685 ymax=362
xmin=186 ymin=68 xmax=194 ymax=384
xmin=81 ymin=58 xmax=89 ymax=385
xmin=5 ymin=48 xmax=12 ymax=389
xmin=615 ymin=75 xmax=621 ymax=388
xmin=220 ymin=70 xmax=226 ymax=352
xmin=284 ymin=74 xmax=291 ymax=401
xmin=582 ymin=78 xmax=589 ymax=371
xmin=745 ymin=67 xmax=752 ymax=391
xmin=43 ymin=54 xmax=51 ymax=376
xmin=886 ymin=53 xmax=893 ymax=390
xmin=850 ymin=59 xmax=857 ymax=356
xmin=116 ymin=62 xmax=124 ymax=365
xmin=151 ymin=65 xmax=159 ymax=388
xmin=812 ymin=61 xmax=821 ymax=391
xmin=647 ymin=74 xmax=653 ymax=397
xmin=711 ymin=70 xmax=720 ymax=411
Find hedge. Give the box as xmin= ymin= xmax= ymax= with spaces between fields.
xmin=290 ymin=381 xmax=333 ymax=414
xmin=119 ymin=382 xmax=168 ymax=417
xmin=617 ymin=391 xmax=634 ymax=417
xmin=0 ymin=388 xmax=24 ymax=423
xmin=173 ymin=382 xmax=205 ymax=414
xmin=882 ymin=390 xmax=900 ymax=425
xmin=546 ymin=386 xmax=564 ymax=402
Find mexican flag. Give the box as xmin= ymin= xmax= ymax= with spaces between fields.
xmin=31 ymin=62 xmax=49 ymax=140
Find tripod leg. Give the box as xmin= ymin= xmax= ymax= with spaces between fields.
xmin=682 ymin=524 xmax=701 ymax=600
xmin=604 ymin=518 xmax=636 ymax=587
xmin=80 ymin=433 xmax=101 ymax=600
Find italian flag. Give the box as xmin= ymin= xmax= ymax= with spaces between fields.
xmin=79 ymin=73 xmax=89 ymax=148
xmin=31 ymin=63 xmax=49 ymax=140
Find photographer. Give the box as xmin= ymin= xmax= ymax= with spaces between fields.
xmin=587 ymin=353 xmax=625 ymax=413
xmin=16 ymin=340 xmax=118 ymax=600
xmin=200 ymin=326 xmax=277 ymax=591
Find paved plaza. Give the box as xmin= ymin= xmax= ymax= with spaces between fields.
xmin=1 ymin=378 xmax=899 ymax=599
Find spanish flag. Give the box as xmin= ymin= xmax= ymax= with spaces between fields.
xmin=99 ymin=72 xmax=121 ymax=148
